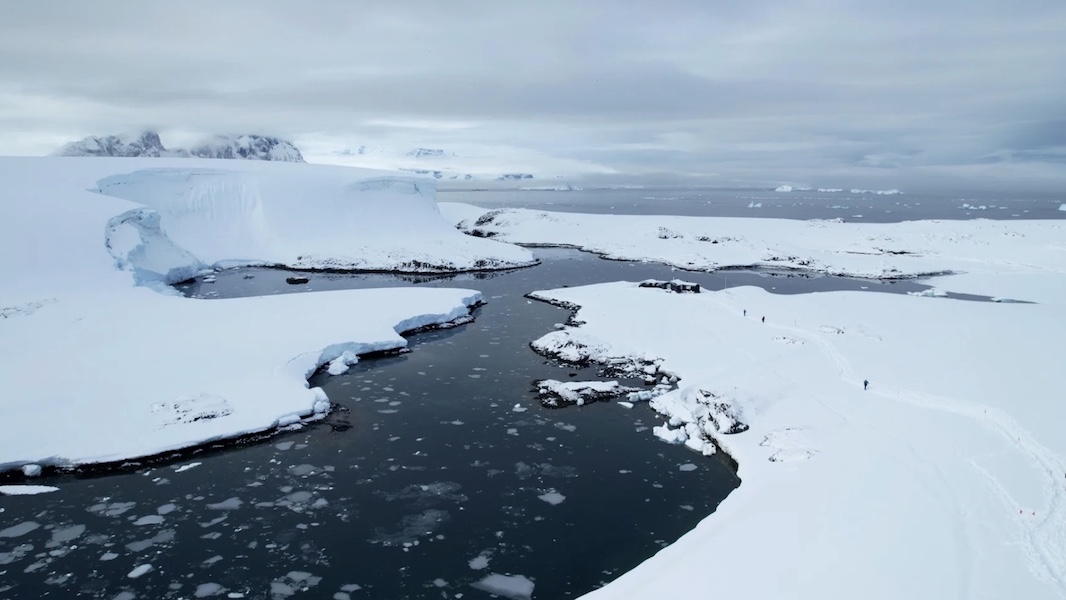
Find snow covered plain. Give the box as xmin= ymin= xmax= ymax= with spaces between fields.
xmin=0 ymin=157 xmax=533 ymax=472
xmin=440 ymin=204 xmax=1066 ymax=598
xmin=444 ymin=203 xmax=1066 ymax=282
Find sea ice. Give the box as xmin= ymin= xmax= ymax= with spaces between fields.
xmin=128 ymin=564 xmax=153 ymax=578
xmin=206 ymin=497 xmax=243 ymax=510
xmin=133 ymin=515 xmax=165 ymax=526
xmin=537 ymin=491 xmax=566 ymax=505
xmin=0 ymin=521 xmax=40 ymax=538
xmin=195 ymin=582 xmax=225 ymax=597
xmin=0 ymin=485 xmax=58 ymax=495
xmin=470 ymin=573 xmax=535 ymax=600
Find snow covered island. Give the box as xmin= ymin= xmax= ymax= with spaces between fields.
xmin=441 ymin=203 xmax=1066 ymax=599
xmin=0 ymin=157 xmax=533 ymax=473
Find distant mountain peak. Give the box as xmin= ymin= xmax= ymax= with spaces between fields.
xmin=52 ymin=131 xmax=304 ymax=162
xmin=52 ymin=130 xmax=180 ymax=158
xmin=189 ymin=135 xmax=304 ymax=162
xmin=406 ymin=148 xmax=448 ymax=159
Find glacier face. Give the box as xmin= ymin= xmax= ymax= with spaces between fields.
xmin=93 ymin=163 xmax=536 ymax=274
xmin=52 ymin=131 xmax=304 ymax=162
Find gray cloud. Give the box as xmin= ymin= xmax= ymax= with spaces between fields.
xmin=1 ymin=0 xmax=1065 ymax=189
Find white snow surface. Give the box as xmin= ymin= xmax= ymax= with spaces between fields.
xmin=531 ymin=276 xmax=1066 ymax=599
xmin=0 ymin=157 xmax=507 ymax=471
xmin=443 ymin=203 xmax=1066 ymax=280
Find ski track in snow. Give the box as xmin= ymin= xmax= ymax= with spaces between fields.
xmin=749 ymin=301 xmax=1066 ymax=596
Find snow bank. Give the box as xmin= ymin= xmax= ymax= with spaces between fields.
xmin=443 ymin=203 xmax=1066 ymax=282
xmin=530 ymin=280 xmax=1066 ymax=600
xmin=0 ymin=157 xmax=507 ymax=472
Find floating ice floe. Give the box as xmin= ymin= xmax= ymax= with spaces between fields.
xmin=470 ymin=573 xmax=535 ymax=600
xmin=0 ymin=485 xmax=59 ymax=496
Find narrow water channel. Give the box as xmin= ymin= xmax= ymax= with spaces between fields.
xmin=0 ymin=249 xmax=936 ymax=600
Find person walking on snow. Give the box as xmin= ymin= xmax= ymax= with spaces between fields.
xmin=743 ymin=309 xmax=747 ymax=316
xmin=864 ymin=379 xmax=869 ymax=390
xmin=761 ymin=316 xmax=765 ymax=323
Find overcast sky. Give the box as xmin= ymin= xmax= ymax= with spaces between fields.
xmin=1 ymin=1 xmax=1064 ymax=189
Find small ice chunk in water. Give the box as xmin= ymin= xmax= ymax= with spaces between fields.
xmin=206 ymin=497 xmax=242 ymax=510
xmin=128 ymin=564 xmax=154 ymax=578
xmin=175 ymin=462 xmax=202 ymax=473
xmin=470 ymin=573 xmax=535 ymax=600
xmin=678 ymin=463 xmax=698 ymax=472
xmin=21 ymin=464 xmax=42 ymax=477
xmin=469 ymin=554 xmax=490 ymax=570
xmin=512 ymin=403 xmax=527 ymax=412
xmin=195 ymin=582 xmax=225 ymax=597
xmin=134 ymin=515 xmax=165 ymax=526
xmin=0 ymin=521 xmax=40 ymax=538
xmin=0 ymin=485 xmax=58 ymax=495
xmin=538 ymin=491 xmax=566 ymax=505
xmin=432 ymin=579 xmax=448 ymax=587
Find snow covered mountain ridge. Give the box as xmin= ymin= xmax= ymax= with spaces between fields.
xmin=52 ymin=131 xmax=305 ymax=162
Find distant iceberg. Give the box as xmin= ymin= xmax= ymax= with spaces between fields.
xmin=850 ymin=188 xmax=903 ymax=195
xmin=774 ymin=185 xmax=793 ymax=192
xmin=1059 ymin=203 xmax=1065 ymax=212
xmin=520 ymin=185 xmax=582 ymax=191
